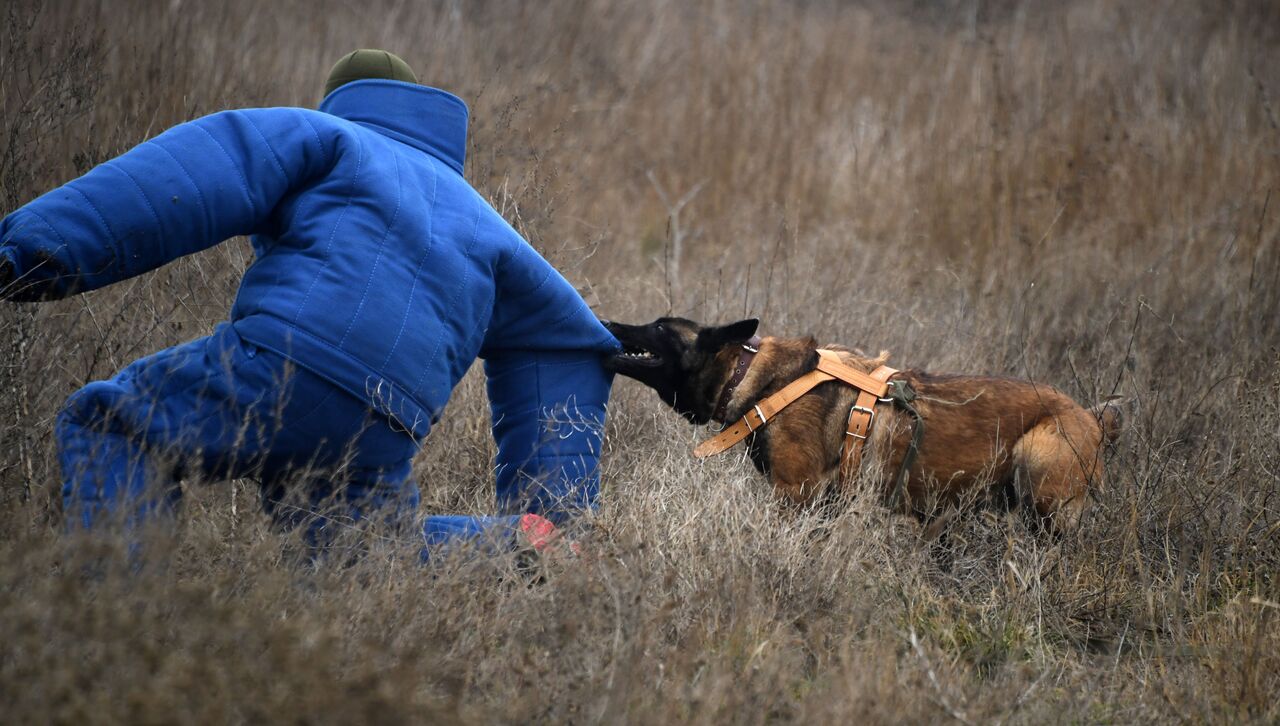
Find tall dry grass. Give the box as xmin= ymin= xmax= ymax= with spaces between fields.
xmin=1 ymin=0 xmax=1278 ymax=722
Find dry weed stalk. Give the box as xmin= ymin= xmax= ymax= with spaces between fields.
xmin=0 ymin=0 xmax=1276 ymax=722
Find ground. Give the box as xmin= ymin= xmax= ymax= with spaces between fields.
xmin=0 ymin=0 xmax=1277 ymax=722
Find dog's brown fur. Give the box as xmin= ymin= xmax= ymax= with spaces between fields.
xmin=604 ymin=317 xmax=1120 ymax=533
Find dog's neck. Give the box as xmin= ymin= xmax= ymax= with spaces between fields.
xmin=711 ymin=335 xmax=762 ymax=422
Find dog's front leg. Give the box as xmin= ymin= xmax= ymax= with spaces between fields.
xmin=767 ymin=439 xmax=829 ymax=508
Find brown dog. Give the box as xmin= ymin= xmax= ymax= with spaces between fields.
xmin=602 ymin=317 xmax=1120 ymax=532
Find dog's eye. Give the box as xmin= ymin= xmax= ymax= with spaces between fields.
xmin=655 ymin=322 xmax=664 ymax=331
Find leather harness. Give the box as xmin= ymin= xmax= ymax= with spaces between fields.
xmin=694 ymin=344 xmax=900 ymax=484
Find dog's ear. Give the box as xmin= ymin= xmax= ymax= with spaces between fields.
xmin=697 ymin=318 xmax=759 ymax=350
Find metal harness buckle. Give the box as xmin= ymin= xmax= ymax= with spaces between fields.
xmin=745 ymin=404 xmax=767 ymax=432
xmin=846 ymin=404 xmax=875 ymax=439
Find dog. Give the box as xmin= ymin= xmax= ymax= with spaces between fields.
xmin=602 ymin=317 xmax=1121 ymax=533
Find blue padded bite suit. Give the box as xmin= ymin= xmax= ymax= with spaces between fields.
xmin=0 ymin=80 xmax=618 ymax=553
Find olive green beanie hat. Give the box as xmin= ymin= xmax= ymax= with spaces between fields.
xmin=323 ymin=49 xmax=418 ymax=98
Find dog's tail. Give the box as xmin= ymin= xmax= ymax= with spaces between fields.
xmin=1089 ymin=397 xmax=1125 ymax=445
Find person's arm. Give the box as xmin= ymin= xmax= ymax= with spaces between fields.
xmin=481 ymin=235 xmax=620 ymax=522
xmin=0 ymin=108 xmax=338 ymax=301
xmin=485 ymin=349 xmax=613 ymax=522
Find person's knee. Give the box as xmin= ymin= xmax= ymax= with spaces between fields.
xmin=57 ymin=380 xmax=173 ymax=528
xmin=56 ymin=380 xmax=132 ymax=449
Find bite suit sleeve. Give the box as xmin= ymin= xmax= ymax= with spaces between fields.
xmin=481 ymin=239 xmax=620 ymax=522
xmin=0 ymin=108 xmax=336 ymax=301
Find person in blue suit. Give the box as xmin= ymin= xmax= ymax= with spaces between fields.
xmin=0 ymin=50 xmax=618 ymax=556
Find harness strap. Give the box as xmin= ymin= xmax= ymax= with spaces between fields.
xmin=885 ymin=381 xmax=924 ymax=510
xmin=836 ymin=358 xmax=898 ymax=483
xmin=694 ymin=349 xmax=899 ymax=486
xmin=692 ymin=368 xmax=836 ymax=457
xmin=815 ymin=350 xmax=896 ymax=398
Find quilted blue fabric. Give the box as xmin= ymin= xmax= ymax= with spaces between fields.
xmin=1 ymin=80 xmax=618 ymax=537
xmin=0 ymin=79 xmax=617 ymax=434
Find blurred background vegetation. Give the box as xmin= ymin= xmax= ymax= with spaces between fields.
xmin=0 ymin=0 xmax=1277 ymax=722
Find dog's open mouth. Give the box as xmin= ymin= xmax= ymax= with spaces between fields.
xmin=615 ymin=343 xmax=661 ymax=366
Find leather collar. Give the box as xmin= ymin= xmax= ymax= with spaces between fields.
xmin=712 ymin=335 xmax=762 ymax=422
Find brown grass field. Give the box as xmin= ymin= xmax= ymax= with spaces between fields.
xmin=2 ymin=0 xmax=1278 ymax=722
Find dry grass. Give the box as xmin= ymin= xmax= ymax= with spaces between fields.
xmin=2 ymin=0 xmax=1278 ymax=722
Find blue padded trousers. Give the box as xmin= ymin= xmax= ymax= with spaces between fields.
xmin=56 ymin=324 xmax=538 ymax=555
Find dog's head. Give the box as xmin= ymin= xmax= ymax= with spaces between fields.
xmin=602 ymin=316 xmax=759 ymax=424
